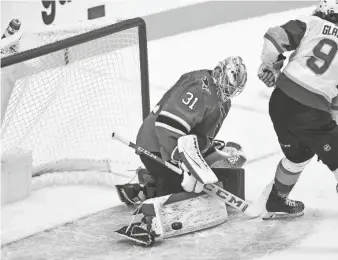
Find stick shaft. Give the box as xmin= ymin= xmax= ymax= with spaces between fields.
xmin=112 ymin=132 xmax=182 ymax=175
xmin=112 ymin=132 xmax=255 ymax=216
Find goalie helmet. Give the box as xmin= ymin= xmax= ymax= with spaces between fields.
xmin=212 ymin=56 xmax=247 ymax=103
xmin=314 ymin=0 xmax=338 ymax=24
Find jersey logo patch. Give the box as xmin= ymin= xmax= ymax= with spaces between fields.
xmin=201 ymin=76 xmax=211 ymax=95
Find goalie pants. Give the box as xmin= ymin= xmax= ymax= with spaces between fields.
xmin=139 ymin=153 xmax=184 ymax=197
xmin=269 ymin=87 xmax=338 ymax=172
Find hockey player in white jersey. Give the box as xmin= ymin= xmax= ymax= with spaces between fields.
xmin=258 ymin=0 xmax=338 ymax=220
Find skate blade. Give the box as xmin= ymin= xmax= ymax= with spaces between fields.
xmin=115 ymin=231 xmax=152 ymax=246
xmin=115 ymin=231 xmax=151 ymax=246
xmin=262 ymin=211 xmax=304 ymax=220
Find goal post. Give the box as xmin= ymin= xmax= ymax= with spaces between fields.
xmin=1 ymin=17 xmax=151 ymax=195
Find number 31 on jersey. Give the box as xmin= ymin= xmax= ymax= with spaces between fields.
xmin=182 ymin=92 xmax=199 ymax=110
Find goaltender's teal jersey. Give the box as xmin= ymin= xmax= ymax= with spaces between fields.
xmin=136 ymin=70 xmax=231 ymax=162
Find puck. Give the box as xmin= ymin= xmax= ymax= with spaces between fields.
xmin=171 ymin=222 xmax=182 ymax=230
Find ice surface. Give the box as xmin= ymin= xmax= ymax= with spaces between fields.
xmin=1 ymin=186 xmax=121 ymax=246
xmin=2 ymin=156 xmax=337 ymax=260
xmin=2 ymin=6 xmax=338 ymax=260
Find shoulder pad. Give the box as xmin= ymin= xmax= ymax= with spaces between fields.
xmin=185 ymin=71 xmax=217 ymax=97
xmin=296 ymin=14 xmax=324 ymax=25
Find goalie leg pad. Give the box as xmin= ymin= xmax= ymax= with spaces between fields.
xmin=137 ymin=167 xmax=156 ymax=185
xmin=116 ymin=183 xmax=146 ymax=206
xmin=140 ymin=192 xmax=228 ymax=239
xmin=161 ymin=192 xmax=228 ymax=238
xmin=116 ymin=191 xmax=228 ymax=246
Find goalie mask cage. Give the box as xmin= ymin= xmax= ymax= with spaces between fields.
xmin=1 ymin=18 xmax=150 ymax=187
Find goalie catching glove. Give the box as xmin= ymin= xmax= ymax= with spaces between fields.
xmin=204 ymin=140 xmax=247 ymax=168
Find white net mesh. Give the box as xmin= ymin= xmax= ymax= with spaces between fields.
xmin=1 ymin=19 xmax=146 ymax=181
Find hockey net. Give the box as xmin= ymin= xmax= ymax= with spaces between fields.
xmin=1 ymin=18 xmax=150 ymax=188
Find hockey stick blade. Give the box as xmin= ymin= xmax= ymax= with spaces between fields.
xmin=111 ymin=132 xmax=261 ymax=218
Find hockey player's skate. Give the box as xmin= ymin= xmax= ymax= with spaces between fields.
xmin=263 ymin=184 xmax=304 ymax=220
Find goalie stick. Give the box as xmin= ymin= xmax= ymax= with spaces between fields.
xmin=111 ymin=132 xmax=261 ymax=218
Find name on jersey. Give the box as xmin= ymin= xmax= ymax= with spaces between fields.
xmin=323 ymin=25 xmax=338 ymax=38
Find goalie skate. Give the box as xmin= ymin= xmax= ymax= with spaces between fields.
xmin=115 ymin=220 xmax=156 ymax=247
xmin=263 ymin=184 xmax=304 ymax=220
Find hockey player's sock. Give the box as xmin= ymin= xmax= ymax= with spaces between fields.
xmin=262 ymin=158 xmax=310 ymax=220
xmin=273 ymin=158 xmax=310 ymax=197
